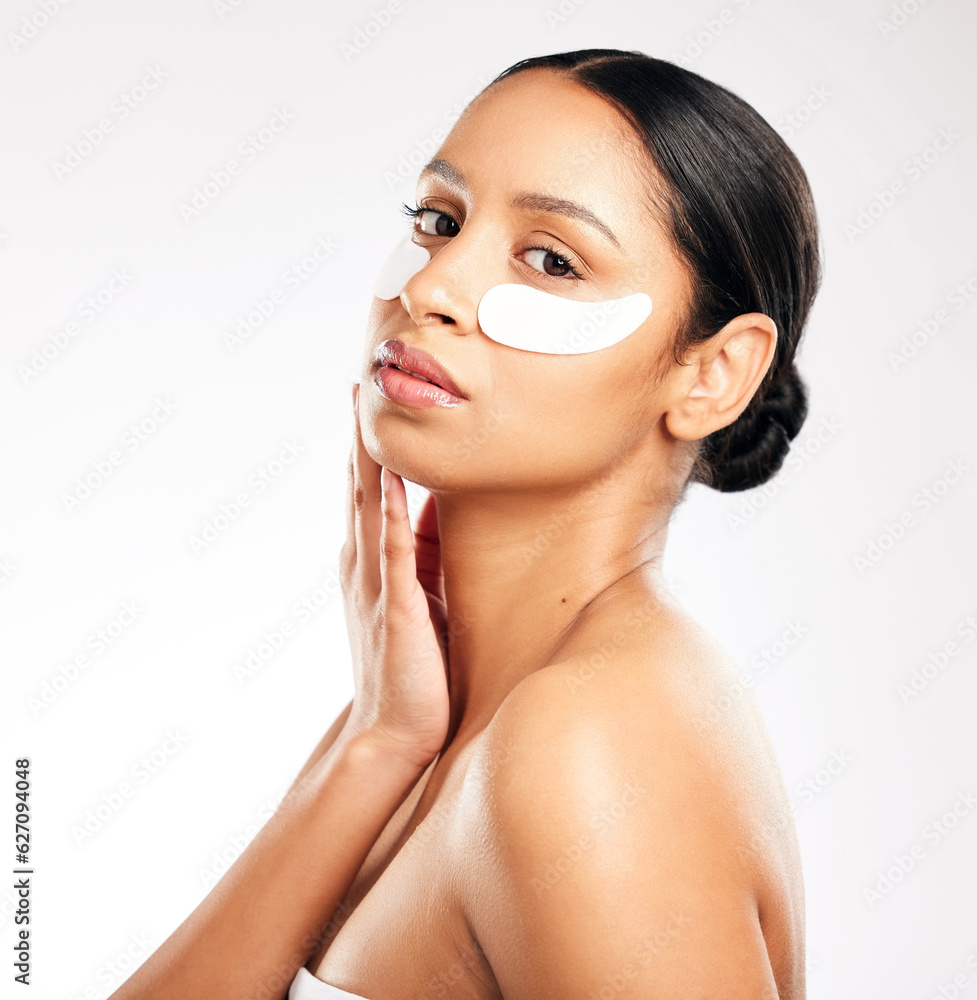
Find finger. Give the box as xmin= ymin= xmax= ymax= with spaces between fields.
xmin=351 ymin=382 xmax=382 ymax=593
xmin=413 ymin=492 xmax=444 ymax=604
xmin=378 ymin=468 xmax=423 ymax=612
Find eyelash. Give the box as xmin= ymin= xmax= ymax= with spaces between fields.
xmin=399 ymin=201 xmax=584 ymax=282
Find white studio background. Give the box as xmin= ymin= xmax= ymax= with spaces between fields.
xmin=2 ymin=1 xmax=975 ymax=998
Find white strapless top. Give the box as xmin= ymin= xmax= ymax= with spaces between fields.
xmin=288 ymin=966 xmax=372 ymax=1000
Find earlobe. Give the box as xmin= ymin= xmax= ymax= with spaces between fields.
xmin=664 ymin=312 xmax=777 ymax=441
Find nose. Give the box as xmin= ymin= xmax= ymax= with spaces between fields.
xmin=399 ymin=237 xmax=483 ymax=334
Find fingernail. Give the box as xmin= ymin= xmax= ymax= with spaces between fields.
xmin=381 ymin=466 xmax=391 ymax=492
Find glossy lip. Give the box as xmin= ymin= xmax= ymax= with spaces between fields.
xmin=372 ymin=340 xmax=468 ymax=399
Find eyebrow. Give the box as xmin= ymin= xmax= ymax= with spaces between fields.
xmin=420 ymin=158 xmax=621 ymax=249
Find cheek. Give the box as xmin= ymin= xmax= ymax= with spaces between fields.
xmin=481 ymin=350 xmax=642 ymax=483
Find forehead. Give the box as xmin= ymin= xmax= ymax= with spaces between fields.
xmin=425 ymin=68 xmax=664 ymax=241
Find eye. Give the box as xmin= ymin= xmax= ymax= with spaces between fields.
xmin=417 ymin=209 xmax=459 ymax=237
xmin=401 ymin=203 xmax=459 ymax=238
xmin=522 ymin=246 xmax=582 ymax=281
xmin=399 ymin=203 xmax=583 ymax=281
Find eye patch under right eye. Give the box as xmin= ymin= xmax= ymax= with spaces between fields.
xmin=372 ymin=232 xmax=431 ymax=300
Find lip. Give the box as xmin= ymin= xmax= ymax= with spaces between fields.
xmin=372 ymin=340 xmax=468 ymax=400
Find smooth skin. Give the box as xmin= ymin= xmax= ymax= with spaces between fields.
xmin=111 ymin=68 xmax=803 ymax=1000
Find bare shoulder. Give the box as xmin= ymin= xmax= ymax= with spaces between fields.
xmin=472 ymin=598 xmax=784 ymax=811
xmin=456 ymin=601 xmax=805 ymax=1000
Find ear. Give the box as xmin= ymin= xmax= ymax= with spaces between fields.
xmin=663 ymin=313 xmax=778 ymax=442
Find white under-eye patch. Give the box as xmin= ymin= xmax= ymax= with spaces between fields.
xmin=372 ymin=232 xmax=431 ymax=301
xmin=372 ymin=232 xmax=653 ymax=355
xmin=476 ymin=284 xmax=652 ymax=355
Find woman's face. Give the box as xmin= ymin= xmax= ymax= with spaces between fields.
xmin=358 ymin=67 xmax=695 ymax=496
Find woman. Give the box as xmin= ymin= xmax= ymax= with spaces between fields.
xmin=111 ymin=48 xmax=819 ymax=1000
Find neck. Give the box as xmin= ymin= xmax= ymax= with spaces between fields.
xmin=431 ymin=475 xmax=673 ymax=748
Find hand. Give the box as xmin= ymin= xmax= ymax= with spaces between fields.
xmin=339 ymin=382 xmax=451 ymax=772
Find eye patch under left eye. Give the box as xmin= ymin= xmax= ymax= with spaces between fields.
xmin=476 ymin=283 xmax=652 ymax=354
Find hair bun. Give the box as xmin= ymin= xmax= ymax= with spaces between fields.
xmin=698 ymin=365 xmax=808 ymax=493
